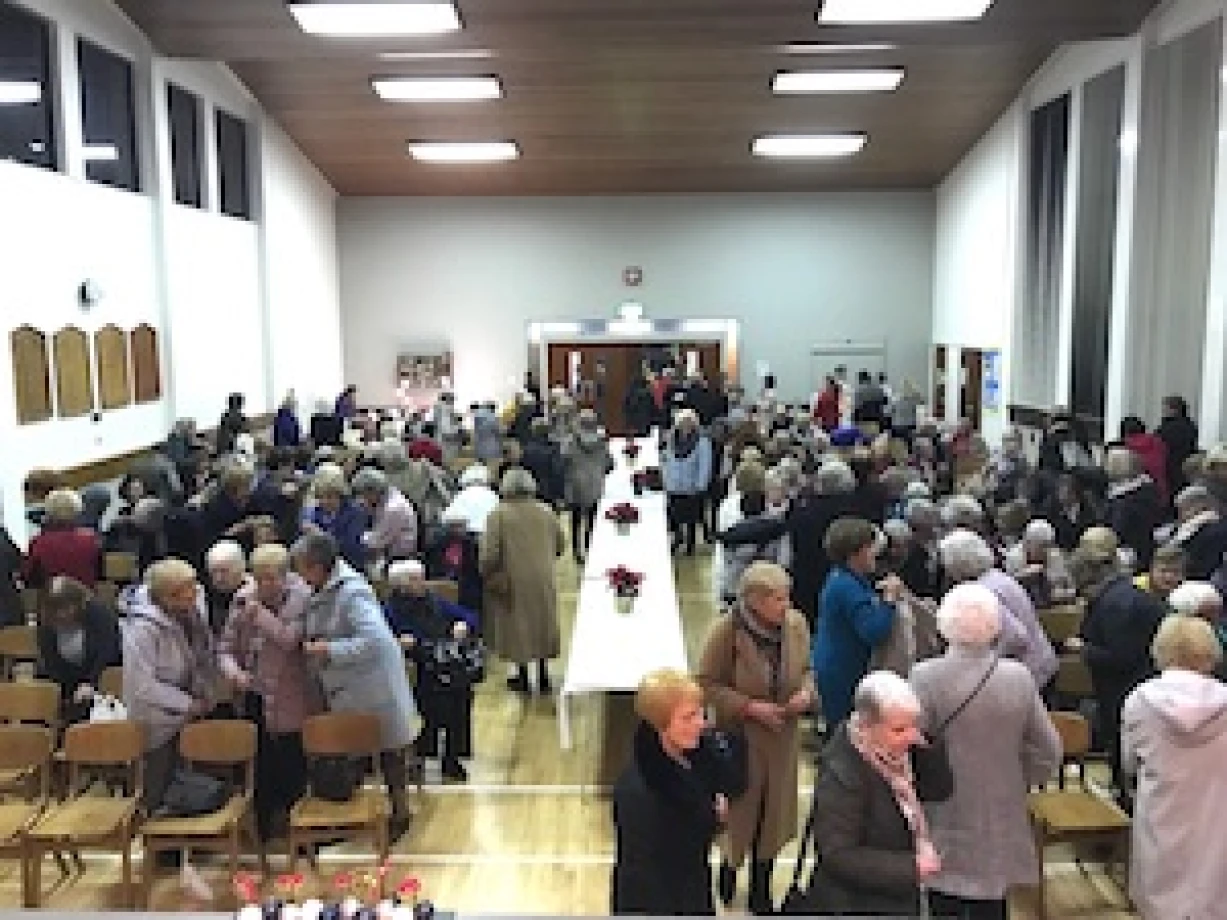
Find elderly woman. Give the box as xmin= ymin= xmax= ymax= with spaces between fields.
xmin=698 ymin=562 xmax=813 ymax=914
xmin=480 ymin=468 xmax=565 ymax=693
xmin=806 ymin=671 xmax=944 ymax=915
xmin=219 ymin=543 xmax=319 ymax=841
xmin=291 ymin=532 xmax=419 ymax=840
xmin=785 ymin=458 xmax=857 ymax=625
xmin=25 ymin=488 xmax=101 ymax=588
xmin=562 ymin=409 xmax=614 ymax=564
xmin=814 ymin=518 xmax=902 ymax=730
xmin=382 ymin=441 xmax=452 ymax=537
xmin=1104 ymin=446 xmax=1163 ymax=571
xmin=443 ymin=464 xmax=500 ymax=536
xmin=1170 ymin=484 xmax=1227 ymax=580
xmin=203 ymin=540 xmax=249 ymax=636
xmin=1004 ymin=519 xmax=1075 ymax=609
xmin=910 ymin=584 xmax=1062 ymax=920
xmin=1067 ymin=526 xmax=1165 ymax=808
xmin=37 ymin=576 xmax=121 ymax=724
xmin=715 ymin=461 xmax=788 ymax=605
xmin=124 ymin=558 xmax=218 ymax=811
xmin=1123 ymin=616 xmax=1227 ymax=919
xmin=663 ymin=408 xmax=713 ymax=556
xmin=1167 ymin=580 xmax=1227 ymax=660
xmin=939 ymin=529 xmax=1057 ymax=691
xmin=198 ymin=458 xmax=280 ymax=553
xmin=351 ymin=467 xmax=419 ymax=566
xmin=942 ymin=493 xmax=986 ymax=536
xmin=424 ymin=510 xmax=484 ymax=617
xmin=612 ymin=669 xmax=728 ymax=916
xmin=303 ymin=463 xmax=369 ymax=571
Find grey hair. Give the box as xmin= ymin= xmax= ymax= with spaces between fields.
xmin=205 ymin=540 xmax=246 ymax=572
xmin=351 ymin=467 xmax=390 ymax=499
xmin=939 ymin=528 xmax=996 ymax=582
xmin=937 ymin=582 xmax=1002 ymax=647
xmin=1105 ymin=447 xmax=1139 ymax=481
xmin=218 ymin=459 xmax=257 ymax=492
xmin=904 ymin=497 xmax=940 ymax=530
xmin=882 ymin=519 xmax=912 ymax=544
xmin=290 ymin=531 xmax=340 ymax=571
xmin=43 ymin=488 xmax=84 ymax=526
xmin=815 ymin=459 xmax=856 ymax=495
xmin=500 ymin=466 xmax=538 ymax=498
xmin=1023 ymin=519 xmax=1057 ymax=547
xmin=853 ymin=671 xmax=921 ymax=725
xmin=312 ymin=463 xmax=350 ymax=498
xmin=1152 ymin=614 xmax=1223 ymax=673
xmin=942 ymin=494 xmax=985 ymax=529
xmin=1167 ymin=581 xmax=1224 ymax=620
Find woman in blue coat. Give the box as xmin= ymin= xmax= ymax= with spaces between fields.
xmin=812 ymin=517 xmax=901 ymax=729
xmin=303 ymin=465 xmax=370 ymax=571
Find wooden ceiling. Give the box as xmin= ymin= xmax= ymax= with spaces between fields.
xmin=114 ymin=0 xmax=1157 ymax=195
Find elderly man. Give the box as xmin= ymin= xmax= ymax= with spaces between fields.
xmin=204 ymin=541 xmax=249 ymax=636
xmin=351 ymin=468 xmax=418 ymax=567
xmin=124 ymin=558 xmax=217 ymax=811
xmin=219 ymin=543 xmax=318 ymax=840
xmin=291 ymin=532 xmax=419 ymax=839
xmin=1004 ymin=519 xmax=1075 ymax=609
xmin=1171 ymin=485 xmax=1227 ymax=580
xmin=383 ymin=560 xmax=482 ymax=782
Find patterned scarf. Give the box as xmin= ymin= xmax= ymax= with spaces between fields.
xmin=848 ymin=714 xmax=934 ymax=860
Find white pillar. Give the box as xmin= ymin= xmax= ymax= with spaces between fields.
xmin=1198 ymin=15 xmax=1227 ymax=445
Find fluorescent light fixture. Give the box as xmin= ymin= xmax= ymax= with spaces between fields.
xmin=373 ymin=76 xmax=502 ymax=101
xmin=538 ymin=321 xmax=584 ymax=335
xmin=681 ymin=320 xmax=732 ymax=335
xmin=818 ymin=0 xmax=995 ymax=24
xmin=377 ymin=49 xmax=494 ymax=61
xmin=407 ymin=141 xmax=519 ymax=163
xmin=82 ymin=144 xmax=119 ymax=162
xmin=776 ymin=42 xmax=899 ymax=55
xmin=288 ymin=2 xmax=460 ymax=37
xmin=0 ymin=80 xmax=42 ymax=105
xmin=772 ymin=69 xmax=904 ymax=94
xmin=752 ymin=134 xmax=867 ymax=158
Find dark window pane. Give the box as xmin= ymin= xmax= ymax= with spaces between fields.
xmin=167 ymin=83 xmax=202 ymax=207
xmin=78 ymin=38 xmax=139 ymax=191
xmin=0 ymin=1 xmax=57 ymax=171
xmin=216 ymin=109 xmax=251 ymax=219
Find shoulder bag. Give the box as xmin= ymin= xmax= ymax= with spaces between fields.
xmin=910 ymin=657 xmax=999 ymax=803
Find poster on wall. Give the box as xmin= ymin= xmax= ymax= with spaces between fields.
xmin=983 ymin=349 xmax=1002 ymax=413
xmin=396 ymin=351 xmax=453 ymax=412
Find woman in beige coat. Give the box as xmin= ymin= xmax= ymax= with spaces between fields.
xmin=698 ymin=561 xmax=814 ymax=915
xmin=479 ymin=467 xmax=565 ymax=694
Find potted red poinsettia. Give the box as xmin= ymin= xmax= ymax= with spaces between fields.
xmin=607 ymin=566 xmax=644 ymax=614
xmin=605 ymin=502 xmax=640 ymax=535
xmin=623 ymin=442 xmax=641 ymax=465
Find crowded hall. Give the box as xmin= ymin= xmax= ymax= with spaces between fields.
xmin=1 ymin=0 xmax=1225 ymax=918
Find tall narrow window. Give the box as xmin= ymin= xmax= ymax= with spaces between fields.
xmin=78 ymin=38 xmax=140 ymax=191
xmin=216 ymin=109 xmax=252 ymax=219
xmin=0 ymin=1 xmax=57 ymax=171
xmin=167 ymin=83 xmax=202 ymax=207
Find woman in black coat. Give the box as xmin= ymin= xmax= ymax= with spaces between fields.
xmin=612 ymin=669 xmax=727 ymax=916
xmin=36 ymin=576 xmax=121 ymax=724
xmin=1103 ymin=447 xmax=1163 ymax=571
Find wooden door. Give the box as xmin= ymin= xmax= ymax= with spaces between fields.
xmin=960 ymin=348 xmax=984 ymax=430
xmin=933 ymin=346 xmax=948 ymax=423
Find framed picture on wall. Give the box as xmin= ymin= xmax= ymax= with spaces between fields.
xmin=396 ymin=351 xmax=453 ymax=411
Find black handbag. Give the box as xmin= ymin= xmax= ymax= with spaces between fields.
xmin=704 ymin=727 xmax=749 ymax=800
xmin=156 ymin=768 xmax=229 ymax=818
xmin=309 ymin=755 xmax=364 ymax=803
xmin=910 ymin=657 xmax=999 ymax=803
xmin=780 ymin=792 xmax=845 ymax=914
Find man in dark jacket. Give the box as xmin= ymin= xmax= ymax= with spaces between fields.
xmin=1158 ymin=395 xmax=1199 ymax=497
xmin=521 ymin=419 xmax=564 ymax=506
xmin=786 ymin=468 xmax=857 ymax=626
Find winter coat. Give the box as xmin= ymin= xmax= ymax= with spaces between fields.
xmin=122 ymin=596 xmax=218 ymax=751
xmin=424 ymin=532 xmax=484 ymax=615
xmin=478 ymin=496 xmax=565 ymax=663
xmin=1157 ymin=414 xmax=1199 ymax=494
xmin=814 ymin=567 xmax=896 ymax=727
xmin=563 ymin=431 xmax=614 ymax=510
xmin=977 ymin=569 xmax=1058 ymax=689
xmin=611 ymin=723 xmax=723 ymax=915
xmin=218 ymin=574 xmax=321 ymax=735
xmin=301 ymin=561 xmax=419 ymax=750
xmin=383 ymin=590 xmax=484 ymax=693
xmin=25 ymin=526 xmax=101 ymax=588
xmin=1123 ymin=668 xmax=1227 ymax=920
xmin=624 ymin=384 xmax=656 ymax=437
xmin=1171 ymin=511 xmax=1227 ymax=581
xmin=786 ymin=492 xmax=857 ymax=623
xmin=304 ymin=498 xmax=369 ymax=571
xmin=1080 ymin=575 xmax=1164 ymax=723
xmin=714 ymin=508 xmax=790 ymax=604
xmin=1124 ymin=433 xmax=1170 ymax=504
xmin=273 ymin=407 xmax=301 ymax=448
xmin=366 ymin=487 xmax=418 ymax=560
xmin=697 ymin=607 xmax=813 ymax=865
xmin=37 ymin=600 xmax=121 ymax=704
xmin=386 ymin=458 xmax=452 ymax=529
xmin=662 ymin=430 xmax=712 ymax=496
xmin=910 ymin=647 xmax=1062 ymax=900
xmin=1104 ymin=476 xmax=1163 ymax=570
xmin=472 ymin=411 xmax=503 ymax=462
xmin=522 ymin=436 xmax=565 ymax=504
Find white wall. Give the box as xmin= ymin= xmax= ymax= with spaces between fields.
xmin=338 ymin=193 xmax=935 ymax=408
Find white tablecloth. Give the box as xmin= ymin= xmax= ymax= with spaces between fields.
xmin=558 ymin=434 xmax=688 ymax=749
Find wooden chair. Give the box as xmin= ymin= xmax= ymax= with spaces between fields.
xmin=102 ymin=552 xmax=140 ymax=585
xmin=140 ymin=720 xmax=260 ymax=906
xmin=1054 ymin=655 xmax=1096 ymax=702
xmin=20 ymin=589 xmax=42 ymax=626
xmin=1039 ymin=605 xmax=1083 ymax=646
xmin=93 ymin=580 xmax=121 ymax=613
xmin=98 ymin=666 xmax=124 ymax=700
xmin=0 ymin=725 xmax=55 ymax=899
xmin=23 ymin=720 xmax=144 ymax=908
xmin=426 ymin=579 xmax=459 ymax=605
xmin=1028 ymin=712 xmax=1131 ymax=920
xmin=287 ymin=712 xmax=388 ymax=870
xmin=0 ymin=681 xmax=63 ymax=795
xmin=0 ymin=625 xmax=39 ymax=680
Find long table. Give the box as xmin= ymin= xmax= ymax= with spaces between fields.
xmin=557 ymin=435 xmax=688 ymax=761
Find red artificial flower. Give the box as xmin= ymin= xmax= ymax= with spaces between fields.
xmin=606 ymin=566 xmax=644 ymax=592
xmin=604 ymin=502 xmax=640 ymax=525
xmin=623 ymin=443 xmax=641 ymax=458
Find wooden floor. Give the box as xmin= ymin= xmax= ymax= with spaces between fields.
xmin=8 ymin=549 xmax=1135 ymax=917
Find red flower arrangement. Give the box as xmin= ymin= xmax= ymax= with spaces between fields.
xmin=605 ymin=502 xmax=640 ymax=526
xmin=623 ymin=443 xmax=641 ymax=460
xmin=607 ymin=566 xmax=645 ymax=598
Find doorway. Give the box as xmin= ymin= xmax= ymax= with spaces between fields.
xmin=960 ymin=348 xmax=985 ymax=431
xmin=546 ymin=341 xmax=722 ymax=435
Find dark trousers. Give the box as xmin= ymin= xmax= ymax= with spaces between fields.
xmin=569 ymin=504 xmax=597 ymax=560
xmin=142 ymin=736 xmax=180 ymax=813
xmin=667 ymin=494 xmax=704 ymax=554
xmin=414 ymin=687 xmax=474 ymax=763
xmin=928 ymin=892 xmax=1007 ymax=920
xmin=256 ymin=730 xmax=307 ymax=840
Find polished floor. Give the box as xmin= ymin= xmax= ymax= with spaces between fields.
xmin=7 ymin=550 xmax=1135 ymax=916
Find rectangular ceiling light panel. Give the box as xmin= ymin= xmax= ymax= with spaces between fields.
xmin=772 ymin=69 xmax=904 ymax=93
xmin=289 ymin=2 xmax=461 ymax=37
xmin=373 ymin=76 xmax=502 ymax=101
xmin=752 ymin=134 xmax=867 ymax=158
xmin=408 ymin=141 xmax=520 ymax=162
xmin=818 ymin=0 xmax=994 ymax=24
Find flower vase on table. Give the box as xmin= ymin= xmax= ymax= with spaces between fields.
xmin=605 ymin=502 xmax=640 ymax=536
xmin=607 ymin=566 xmax=644 ymax=615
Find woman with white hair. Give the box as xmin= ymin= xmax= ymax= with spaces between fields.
xmin=663 ymin=408 xmax=713 ymax=556
xmin=785 ymin=459 xmax=857 ymax=626
xmin=25 ymin=488 xmax=101 ymax=588
xmin=443 ymin=464 xmax=500 ymax=535
xmin=1123 ymin=615 xmax=1227 ymax=919
xmin=939 ymin=529 xmax=1057 ymax=691
xmin=1170 ymin=484 xmax=1227 ymax=580
xmin=910 ymin=584 xmax=1061 ymax=920
xmin=1103 ymin=446 xmax=1163 ymax=570
xmin=802 ymin=671 xmax=945 ymax=915
xmin=479 ymin=467 xmax=565 ymax=693
xmin=1004 ymin=519 xmax=1075 ymax=609
xmin=351 ymin=467 xmax=418 ymax=564
xmin=302 ymin=463 xmax=369 ymax=570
